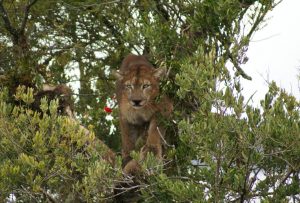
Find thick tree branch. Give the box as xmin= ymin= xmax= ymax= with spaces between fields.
xmin=0 ymin=0 xmax=38 ymax=45
xmin=0 ymin=1 xmax=18 ymax=42
xmin=19 ymin=0 xmax=39 ymax=35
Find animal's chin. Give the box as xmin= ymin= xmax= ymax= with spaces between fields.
xmin=131 ymin=105 xmax=144 ymax=110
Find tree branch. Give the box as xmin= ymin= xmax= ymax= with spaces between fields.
xmin=40 ymin=188 xmax=58 ymax=203
xmin=19 ymin=0 xmax=39 ymax=35
xmin=228 ymin=52 xmax=252 ymax=80
xmin=0 ymin=1 xmax=18 ymax=42
xmin=154 ymin=0 xmax=169 ymax=22
xmin=102 ymin=16 xmax=140 ymax=54
xmin=279 ymin=168 xmax=294 ymax=187
xmin=0 ymin=0 xmax=38 ymax=46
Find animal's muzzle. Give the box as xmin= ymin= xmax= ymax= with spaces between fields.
xmin=131 ymin=100 xmax=143 ymax=107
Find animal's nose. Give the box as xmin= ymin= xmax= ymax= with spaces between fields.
xmin=132 ymin=100 xmax=142 ymax=106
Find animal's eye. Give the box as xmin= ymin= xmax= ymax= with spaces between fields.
xmin=125 ymin=84 xmax=132 ymax=89
xmin=142 ymin=84 xmax=151 ymax=89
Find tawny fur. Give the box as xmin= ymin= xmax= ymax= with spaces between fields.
xmin=115 ymin=54 xmax=173 ymax=175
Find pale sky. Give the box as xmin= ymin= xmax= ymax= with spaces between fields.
xmin=241 ymin=0 xmax=300 ymax=106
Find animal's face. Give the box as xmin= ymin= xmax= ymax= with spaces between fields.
xmin=115 ymin=65 xmax=165 ymax=109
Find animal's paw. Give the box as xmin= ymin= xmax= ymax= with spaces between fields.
xmin=123 ymin=159 xmax=141 ymax=176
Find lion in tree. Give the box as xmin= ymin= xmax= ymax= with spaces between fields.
xmin=114 ymin=54 xmax=173 ymax=175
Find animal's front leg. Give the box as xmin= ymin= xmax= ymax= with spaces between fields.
xmin=140 ymin=118 xmax=163 ymax=161
xmin=120 ymin=118 xmax=142 ymax=175
xmin=120 ymin=118 xmax=135 ymax=164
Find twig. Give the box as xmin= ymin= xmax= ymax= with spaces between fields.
xmin=103 ymin=184 xmax=146 ymax=200
xmin=228 ymin=52 xmax=252 ymax=80
xmin=279 ymin=168 xmax=294 ymax=187
xmin=156 ymin=126 xmax=174 ymax=148
xmin=40 ymin=188 xmax=58 ymax=203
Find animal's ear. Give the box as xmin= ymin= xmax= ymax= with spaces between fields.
xmin=112 ymin=70 xmax=123 ymax=80
xmin=153 ymin=67 xmax=166 ymax=80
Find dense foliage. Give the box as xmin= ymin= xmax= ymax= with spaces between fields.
xmin=0 ymin=87 xmax=120 ymax=202
xmin=1 ymin=0 xmax=299 ymax=202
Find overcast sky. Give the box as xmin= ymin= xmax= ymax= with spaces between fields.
xmin=241 ymin=0 xmax=300 ymax=106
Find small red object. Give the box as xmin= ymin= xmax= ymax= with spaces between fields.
xmin=104 ymin=106 xmax=112 ymax=113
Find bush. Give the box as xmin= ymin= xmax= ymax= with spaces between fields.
xmin=0 ymin=87 xmax=121 ymax=202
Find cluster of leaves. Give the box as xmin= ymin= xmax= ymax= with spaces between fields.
xmin=0 ymin=87 xmax=121 ymax=202
xmin=140 ymin=51 xmax=300 ymax=201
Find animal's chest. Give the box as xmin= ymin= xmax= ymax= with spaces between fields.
xmin=128 ymin=121 xmax=149 ymax=149
xmin=124 ymin=110 xmax=150 ymax=125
